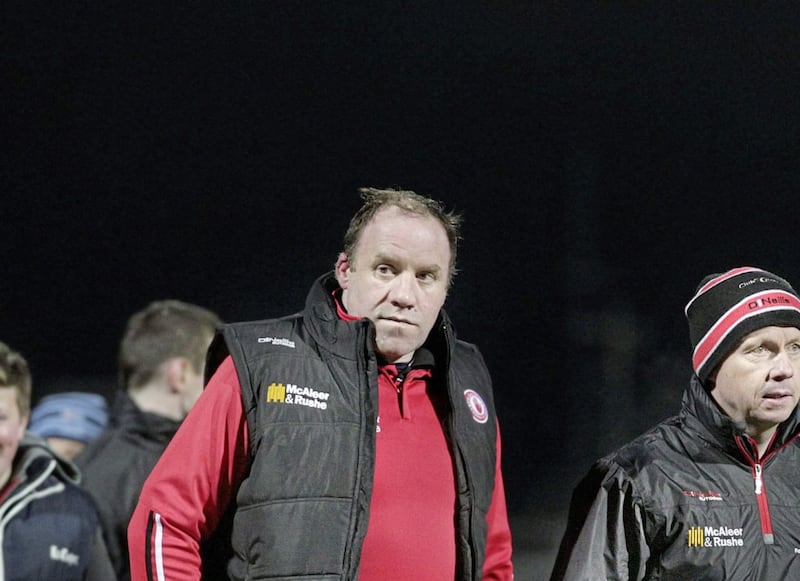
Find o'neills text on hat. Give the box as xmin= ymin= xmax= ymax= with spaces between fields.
xmin=685 ymin=267 xmax=800 ymax=384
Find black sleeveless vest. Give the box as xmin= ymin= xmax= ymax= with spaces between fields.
xmin=206 ymin=274 xmax=499 ymax=580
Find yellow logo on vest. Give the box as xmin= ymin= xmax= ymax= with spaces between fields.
xmin=688 ymin=526 xmax=744 ymax=548
xmin=267 ymin=383 xmax=287 ymax=403
xmin=266 ymin=382 xmax=330 ymax=410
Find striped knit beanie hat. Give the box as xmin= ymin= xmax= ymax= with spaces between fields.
xmin=685 ymin=266 xmax=800 ymax=385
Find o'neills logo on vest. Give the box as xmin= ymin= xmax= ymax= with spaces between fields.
xmin=266 ymin=382 xmax=330 ymax=410
xmin=464 ymin=389 xmax=489 ymax=424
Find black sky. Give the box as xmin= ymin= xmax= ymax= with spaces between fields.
xmin=6 ymin=3 xmax=800 ymax=516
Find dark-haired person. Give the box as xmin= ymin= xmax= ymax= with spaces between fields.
xmin=129 ymin=187 xmax=514 ymax=580
xmin=75 ymin=300 xmax=221 ymax=581
xmin=0 ymin=341 xmax=115 ymax=580
xmin=552 ymin=266 xmax=800 ymax=580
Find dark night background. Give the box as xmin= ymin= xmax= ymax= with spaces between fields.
xmin=5 ymin=3 xmax=800 ymax=577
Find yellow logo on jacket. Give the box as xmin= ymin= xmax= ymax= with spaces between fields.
xmin=687 ymin=527 xmax=705 ymax=547
xmin=687 ymin=525 xmax=744 ymax=548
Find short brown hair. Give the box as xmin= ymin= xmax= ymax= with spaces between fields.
xmin=118 ymin=300 xmax=222 ymax=390
xmin=0 ymin=341 xmax=32 ymax=419
xmin=342 ymin=187 xmax=463 ymax=284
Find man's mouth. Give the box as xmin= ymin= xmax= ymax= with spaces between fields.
xmin=381 ymin=316 xmax=414 ymax=326
xmin=763 ymin=391 xmax=793 ymax=401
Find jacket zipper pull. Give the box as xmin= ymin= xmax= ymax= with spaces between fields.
xmin=395 ymin=370 xmax=408 ymax=417
xmin=754 ymin=463 xmax=763 ymax=495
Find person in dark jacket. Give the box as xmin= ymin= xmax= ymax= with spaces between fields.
xmin=74 ymin=300 xmax=221 ymax=581
xmin=551 ymin=266 xmax=800 ymax=580
xmin=128 ymin=187 xmax=514 ymax=580
xmin=0 ymin=340 xmax=115 ymax=581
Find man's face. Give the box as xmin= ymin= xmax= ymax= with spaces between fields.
xmin=335 ymin=206 xmax=451 ymax=363
xmin=0 ymin=386 xmax=27 ymax=487
xmin=711 ymin=326 xmax=800 ymax=437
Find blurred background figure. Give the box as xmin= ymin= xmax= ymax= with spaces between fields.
xmin=28 ymin=391 xmax=109 ymax=460
xmin=74 ymin=299 xmax=222 ymax=581
xmin=0 ymin=341 xmax=115 ymax=580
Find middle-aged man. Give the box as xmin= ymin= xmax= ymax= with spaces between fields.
xmin=75 ymin=299 xmax=221 ymax=581
xmin=129 ymin=187 xmax=514 ymax=580
xmin=551 ymin=266 xmax=800 ymax=580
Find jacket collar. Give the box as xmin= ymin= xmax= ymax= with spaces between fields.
xmin=303 ymin=272 xmax=453 ymax=365
xmin=108 ymin=390 xmax=182 ymax=443
xmin=681 ymin=374 xmax=800 ymax=457
xmin=10 ymin=435 xmax=80 ymax=489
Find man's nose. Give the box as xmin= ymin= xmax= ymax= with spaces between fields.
xmin=771 ymin=350 xmax=796 ymax=380
xmin=389 ymin=272 xmax=415 ymax=307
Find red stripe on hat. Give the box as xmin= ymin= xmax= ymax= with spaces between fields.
xmin=684 ymin=267 xmax=760 ymax=315
xmin=692 ymin=290 xmax=800 ymax=372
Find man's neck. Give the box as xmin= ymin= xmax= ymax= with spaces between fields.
xmin=128 ymin=386 xmax=182 ymax=421
xmin=748 ymin=425 xmax=778 ymax=459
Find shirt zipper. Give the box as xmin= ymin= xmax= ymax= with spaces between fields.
xmin=395 ymin=370 xmax=408 ymax=418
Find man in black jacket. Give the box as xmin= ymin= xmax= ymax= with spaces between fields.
xmin=552 ymin=266 xmax=800 ymax=580
xmin=75 ymin=300 xmax=221 ymax=581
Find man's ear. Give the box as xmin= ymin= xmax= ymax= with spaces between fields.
xmin=165 ymin=357 xmax=190 ymax=394
xmin=335 ymin=252 xmax=351 ymax=289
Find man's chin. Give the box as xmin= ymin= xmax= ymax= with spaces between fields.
xmin=375 ymin=337 xmax=419 ymax=363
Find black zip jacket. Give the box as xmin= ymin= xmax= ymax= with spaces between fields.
xmin=75 ymin=391 xmax=181 ymax=581
xmin=551 ymin=376 xmax=800 ymax=580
